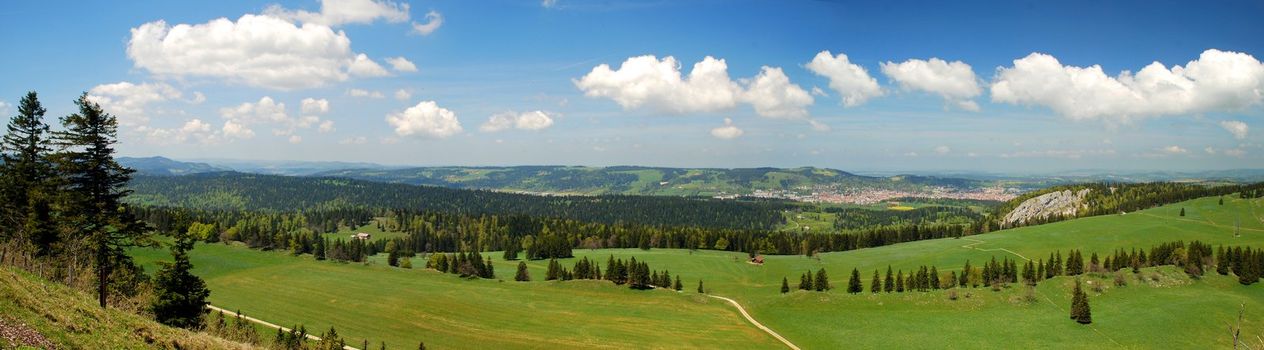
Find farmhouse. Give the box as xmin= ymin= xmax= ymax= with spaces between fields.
xmin=749 ymin=255 xmax=765 ymax=265
xmin=352 ymin=232 xmax=371 ymax=240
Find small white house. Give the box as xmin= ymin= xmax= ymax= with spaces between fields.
xmin=352 ymin=232 xmax=371 ymax=240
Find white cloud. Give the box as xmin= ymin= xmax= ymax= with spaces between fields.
xmin=741 ymin=66 xmax=814 ymax=119
xmin=288 ymin=135 xmax=303 ymax=144
xmin=808 ymin=119 xmax=830 ymax=132
xmin=1161 ymin=145 xmax=1188 ymax=154
xmin=340 ymin=136 xmax=368 ymax=144
xmin=86 ymin=81 xmax=182 ymax=126
xmin=575 ymin=55 xmax=741 ymax=114
xmin=138 ymin=118 xmax=217 ymax=145
xmin=189 ymin=92 xmax=207 ymax=104
xmin=1225 ymin=148 xmax=1247 ymax=157
xmin=542 ymin=0 xmax=558 ymax=8
xmin=880 ymin=58 xmax=981 ymax=111
xmin=348 ymin=88 xmax=385 ymax=98
xmin=480 ymin=111 xmax=556 ymax=132
xmin=1205 ymin=146 xmax=1217 ymax=155
xmin=319 ymin=120 xmax=336 ymax=133
xmin=386 ymin=56 xmax=418 ymax=73
xmin=575 ymin=55 xmax=815 ymax=118
xmin=411 ymin=11 xmax=443 ymax=36
xmin=127 ymin=14 xmax=391 ymax=90
xmin=387 ymin=101 xmax=463 ymax=138
xmin=934 ymin=145 xmax=951 ymax=154
xmin=0 ymin=100 xmax=8 ymax=116
xmin=394 ymin=89 xmax=411 ymax=101
xmin=805 ymin=50 xmax=883 ymax=107
xmin=991 ymin=49 xmax=1264 ymax=123
xmin=348 ymin=53 xmax=391 ymax=77
xmin=264 ymin=0 xmax=410 ymax=26
xmin=710 ymin=118 xmax=744 ymax=139
xmin=810 ymin=86 xmax=827 ymax=97
xmin=301 ymin=98 xmax=330 ymax=115
xmin=221 ymin=97 xmax=289 ymax=124
xmin=222 ymin=120 xmax=255 ymax=139
xmin=1220 ymin=120 xmax=1249 ymax=140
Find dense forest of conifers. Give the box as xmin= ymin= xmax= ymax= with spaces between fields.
xmin=126 ymin=172 xmax=792 ymax=230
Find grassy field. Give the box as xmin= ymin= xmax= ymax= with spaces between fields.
xmin=323 ymin=218 xmax=409 ymax=242
xmin=133 ymin=195 xmax=1264 ymax=349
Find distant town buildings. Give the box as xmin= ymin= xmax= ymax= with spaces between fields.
xmin=713 ymin=185 xmax=1018 ymax=204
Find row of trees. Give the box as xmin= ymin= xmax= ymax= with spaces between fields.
xmin=424 ymin=251 xmax=495 ymax=279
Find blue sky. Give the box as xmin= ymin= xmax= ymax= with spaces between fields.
xmin=1 ymin=0 xmax=1262 ymax=173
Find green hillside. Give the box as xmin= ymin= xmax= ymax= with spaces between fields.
xmin=312 ymin=166 xmax=990 ymax=196
xmin=129 ymin=194 xmax=1264 ymax=349
xmin=0 ymin=267 xmax=254 ymax=349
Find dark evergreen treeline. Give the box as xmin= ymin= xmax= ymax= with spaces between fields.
xmin=988 ymin=182 xmax=1257 ymax=230
xmin=826 ymin=205 xmax=982 ymax=230
xmin=126 ymin=172 xmax=792 ymax=230
xmin=424 ymin=251 xmax=495 ymax=279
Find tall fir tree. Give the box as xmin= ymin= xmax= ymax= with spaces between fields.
xmin=870 ymin=270 xmax=881 ymax=293
xmin=1070 ymin=280 xmax=1092 ymax=324
xmin=847 ymin=268 xmax=862 ymax=294
xmin=780 ymin=277 xmax=790 ymax=293
xmin=0 ymin=91 xmax=57 ymax=256
xmin=515 ymin=261 xmax=530 ymax=281
xmin=884 ymin=266 xmax=895 ymax=292
xmin=54 ymin=94 xmax=149 ymax=308
xmin=814 ymin=268 xmax=830 ymax=291
xmin=150 ymin=229 xmax=211 ymax=329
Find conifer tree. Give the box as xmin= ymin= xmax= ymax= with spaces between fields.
xmin=1217 ymin=246 xmax=1230 ymax=275
xmin=884 ymin=266 xmax=895 ymax=292
xmin=55 ymin=94 xmax=148 ymax=308
xmin=781 ymin=277 xmax=790 ymax=293
xmin=697 ymin=280 xmax=704 ymax=293
xmin=1070 ymin=280 xmax=1092 ymax=324
xmin=674 ymin=276 xmax=682 ymax=291
xmin=814 ymin=268 xmax=830 ymax=291
xmin=515 ymin=261 xmax=530 ymax=281
xmin=896 ymin=270 xmax=905 ymax=292
xmin=800 ymin=271 xmax=812 ymax=291
xmin=1180 ymin=208 xmax=1185 ymax=216
xmin=870 ymin=270 xmax=881 ymax=293
xmin=960 ymin=261 xmax=972 ymax=287
xmin=151 ymin=230 xmax=210 ymax=329
xmin=847 ymin=268 xmax=862 ymax=294
xmin=929 ymin=266 xmax=940 ymax=289
xmin=1 ymin=91 xmax=57 ymax=256
xmin=546 ymin=258 xmax=560 ymax=280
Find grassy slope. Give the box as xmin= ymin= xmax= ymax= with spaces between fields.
xmin=134 ymin=195 xmax=1264 ymax=349
xmin=131 ymin=244 xmax=782 ymax=349
xmin=0 ymin=267 xmax=255 ymax=350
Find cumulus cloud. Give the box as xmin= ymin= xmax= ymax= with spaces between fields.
xmin=805 ymin=50 xmax=883 ymax=107
xmin=542 ymin=0 xmax=559 ymax=8
xmin=1225 ymin=148 xmax=1247 ymax=157
xmin=991 ymin=49 xmax=1264 ymax=123
xmin=319 ymin=120 xmax=336 ymax=133
xmin=86 ymin=81 xmax=182 ymax=126
xmin=1220 ymin=120 xmax=1249 ymax=140
xmin=386 ymin=56 xmax=418 ymax=72
xmin=394 ymin=89 xmax=411 ymax=101
xmin=264 ymin=0 xmax=410 ymax=26
xmin=288 ymin=135 xmax=303 ymax=144
xmin=480 ymin=111 xmax=555 ymax=132
xmin=575 ymin=55 xmax=814 ymax=118
xmin=348 ymin=88 xmax=385 ymax=98
xmin=880 ymin=58 xmax=981 ymax=111
xmin=340 ymin=136 xmax=368 ymax=144
xmin=301 ymin=98 xmax=330 ymax=115
xmin=348 ymin=53 xmax=391 ymax=77
xmin=387 ymin=101 xmax=463 ymax=138
xmin=1161 ymin=145 xmax=1189 ymax=154
xmin=934 ymin=145 xmax=951 ymax=154
xmin=710 ymin=118 xmax=744 ymax=139
xmin=137 ymin=118 xmax=217 ymax=145
xmin=127 ymin=14 xmax=392 ymax=90
xmin=411 ymin=11 xmax=443 ymax=36
xmin=222 ymin=120 xmax=255 ymax=139
xmin=741 ymin=66 xmax=814 ymax=119
xmin=808 ymin=119 xmax=831 ymax=132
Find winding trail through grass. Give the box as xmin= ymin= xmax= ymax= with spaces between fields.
xmin=706 ymin=295 xmax=801 ymax=350
xmin=960 ymin=237 xmax=1031 ymax=261
xmin=207 ymin=304 xmax=360 ymax=350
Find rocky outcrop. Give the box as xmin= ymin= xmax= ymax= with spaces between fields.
xmin=1003 ymin=189 xmax=1091 ymax=227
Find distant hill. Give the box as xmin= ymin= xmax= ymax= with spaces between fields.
xmin=312 ymin=166 xmax=990 ymax=196
xmin=118 ymin=156 xmax=226 ymax=176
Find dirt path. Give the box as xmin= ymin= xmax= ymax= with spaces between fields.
xmin=960 ymin=237 xmax=1031 ymax=261
xmin=706 ymin=295 xmax=801 ymax=350
xmin=207 ymin=304 xmax=360 ymax=350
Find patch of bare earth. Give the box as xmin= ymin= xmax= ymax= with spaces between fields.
xmin=0 ymin=317 xmax=55 ymax=349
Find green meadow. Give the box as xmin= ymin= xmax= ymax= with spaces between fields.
xmin=133 ymin=195 xmax=1264 ymax=349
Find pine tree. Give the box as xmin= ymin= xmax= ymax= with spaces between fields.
xmin=961 ymin=261 xmax=972 ymax=287
xmin=314 ymin=238 xmax=326 ymax=260
xmin=814 ymin=268 xmax=830 ymax=291
xmin=896 ymin=270 xmax=905 ymax=292
xmin=800 ymin=271 xmax=812 ymax=291
xmin=1070 ymin=280 xmax=1092 ymax=324
xmin=697 ymin=280 xmax=704 ymax=294
xmin=870 ymin=270 xmax=881 ymax=293
xmin=929 ymin=266 xmax=941 ymax=289
xmin=0 ymin=91 xmax=57 ymax=256
xmin=515 ymin=261 xmax=530 ymax=281
xmin=674 ymin=276 xmax=682 ymax=291
xmin=885 ymin=266 xmax=895 ymax=292
xmin=151 ymin=230 xmax=210 ymax=329
xmin=780 ymin=277 xmax=790 ymax=293
xmin=503 ymin=239 xmax=520 ymax=261
xmin=546 ymin=258 xmax=560 ymax=280
xmin=1217 ymin=246 xmax=1230 ymax=275
xmin=1180 ymin=208 xmax=1186 ymax=216
xmin=55 ymin=94 xmax=149 ymax=308
xmin=846 ymin=268 xmax=862 ymax=294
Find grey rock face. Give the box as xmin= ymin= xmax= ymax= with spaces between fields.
xmin=1002 ymin=189 xmax=1091 ymax=227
